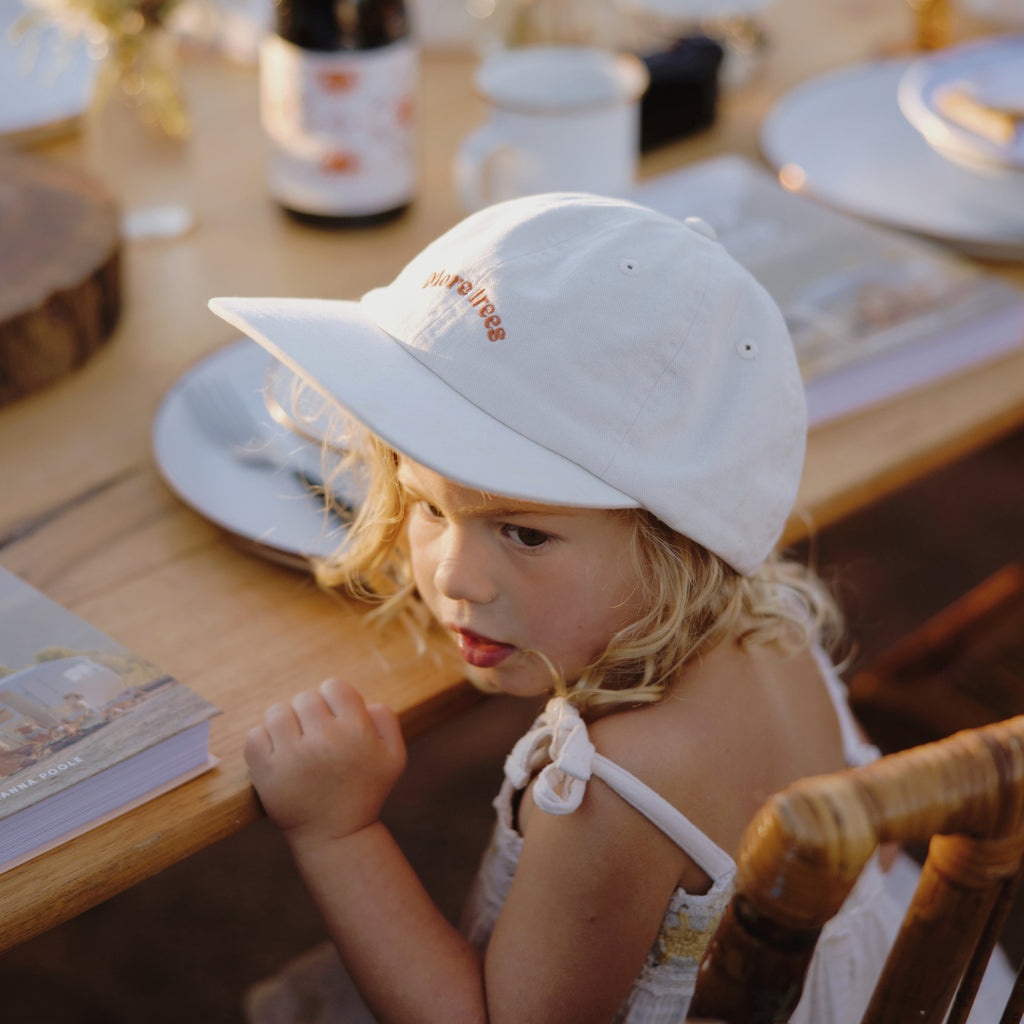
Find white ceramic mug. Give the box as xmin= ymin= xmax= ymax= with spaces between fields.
xmin=455 ymin=47 xmax=649 ymax=211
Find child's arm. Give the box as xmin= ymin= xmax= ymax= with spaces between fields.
xmin=244 ymin=678 xmax=487 ymax=1024
xmin=246 ymin=680 xmax=688 ymax=1024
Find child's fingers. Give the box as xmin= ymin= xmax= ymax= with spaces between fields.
xmin=316 ymin=679 xmax=404 ymax=762
xmin=366 ymin=703 xmax=406 ymax=762
xmin=244 ymin=725 xmax=273 ymax=763
xmin=318 ymin=677 xmax=367 ymax=720
xmin=292 ymin=687 xmax=332 ymax=733
xmin=264 ymin=700 xmax=302 ymax=745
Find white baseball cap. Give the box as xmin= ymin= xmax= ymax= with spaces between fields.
xmin=209 ymin=192 xmax=805 ymax=575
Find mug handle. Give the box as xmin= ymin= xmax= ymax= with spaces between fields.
xmin=454 ymin=126 xmax=520 ymax=212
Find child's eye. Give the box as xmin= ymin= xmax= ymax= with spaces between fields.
xmin=503 ymin=524 xmax=551 ymax=549
xmin=417 ymin=500 xmax=444 ymax=520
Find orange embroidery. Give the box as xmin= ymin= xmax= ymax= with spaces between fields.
xmin=422 ymin=270 xmax=506 ymax=341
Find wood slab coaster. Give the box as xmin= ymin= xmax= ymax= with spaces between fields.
xmin=0 ymin=152 xmax=121 ymax=405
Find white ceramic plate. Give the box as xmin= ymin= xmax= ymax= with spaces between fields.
xmin=152 ymin=338 xmax=357 ymax=569
xmin=899 ymin=35 xmax=1024 ymax=173
xmin=0 ymin=1 xmax=96 ymax=147
xmin=760 ymin=58 xmax=1024 ymax=260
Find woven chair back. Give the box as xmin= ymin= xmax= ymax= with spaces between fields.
xmin=688 ymin=715 xmax=1024 ymax=1024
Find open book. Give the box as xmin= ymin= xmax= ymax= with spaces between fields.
xmin=634 ymin=155 xmax=1024 ymax=425
xmin=0 ymin=566 xmax=219 ymax=873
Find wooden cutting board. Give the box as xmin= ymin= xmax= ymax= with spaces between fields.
xmin=0 ymin=152 xmax=121 ymax=405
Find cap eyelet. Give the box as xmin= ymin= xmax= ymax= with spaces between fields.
xmin=619 ymin=258 xmax=639 ymax=275
xmin=736 ymin=338 xmax=759 ymax=360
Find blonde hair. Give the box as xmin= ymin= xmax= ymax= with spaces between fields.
xmin=314 ymin=420 xmax=842 ymax=715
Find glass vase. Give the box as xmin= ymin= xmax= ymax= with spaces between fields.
xmin=84 ymin=24 xmax=196 ymax=239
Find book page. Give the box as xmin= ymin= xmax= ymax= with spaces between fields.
xmin=0 ymin=568 xmax=220 ymax=820
xmin=634 ymin=156 xmax=1024 ymax=401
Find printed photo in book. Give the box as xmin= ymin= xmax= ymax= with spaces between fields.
xmin=634 ymin=155 xmax=1024 ymax=425
xmin=0 ymin=565 xmax=219 ymax=873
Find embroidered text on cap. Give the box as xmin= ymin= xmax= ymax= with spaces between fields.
xmin=423 ymin=269 xmax=506 ymax=341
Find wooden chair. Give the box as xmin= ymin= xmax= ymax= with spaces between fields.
xmin=687 ymin=715 xmax=1024 ymax=1024
xmin=848 ymin=563 xmax=1024 ymax=753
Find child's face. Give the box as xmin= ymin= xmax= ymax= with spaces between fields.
xmin=398 ymin=459 xmax=644 ymax=698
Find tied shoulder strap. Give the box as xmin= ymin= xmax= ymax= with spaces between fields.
xmin=504 ymin=697 xmax=736 ymax=882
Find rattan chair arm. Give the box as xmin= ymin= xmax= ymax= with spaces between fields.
xmin=736 ymin=717 xmax=1024 ymax=929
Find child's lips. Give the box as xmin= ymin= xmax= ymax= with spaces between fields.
xmin=451 ymin=627 xmax=516 ymax=669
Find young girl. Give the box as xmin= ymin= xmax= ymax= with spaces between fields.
xmin=210 ymin=193 xmax=1010 ymax=1024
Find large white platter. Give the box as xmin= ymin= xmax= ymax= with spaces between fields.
xmin=760 ymin=58 xmax=1024 ymax=260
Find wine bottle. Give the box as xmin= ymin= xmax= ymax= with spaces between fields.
xmin=260 ymin=0 xmax=417 ymax=227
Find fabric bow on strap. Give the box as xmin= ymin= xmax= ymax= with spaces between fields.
xmin=503 ymin=697 xmax=596 ymax=815
xmin=501 ymin=698 xmax=739 ymax=881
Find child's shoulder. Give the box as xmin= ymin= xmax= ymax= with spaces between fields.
xmin=589 ymin=634 xmax=824 ymax=751
xmin=588 ymin=636 xmax=849 ymax=861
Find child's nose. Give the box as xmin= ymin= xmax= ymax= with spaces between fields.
xmin=433 ymin=528 xmax=496 ymax=605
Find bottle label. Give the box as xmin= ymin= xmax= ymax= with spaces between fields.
xmin=260 ymin=35 xmax=417 ymax=216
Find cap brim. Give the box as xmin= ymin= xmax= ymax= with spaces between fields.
xmin=208 ymin=296 xmax=639 ymax=511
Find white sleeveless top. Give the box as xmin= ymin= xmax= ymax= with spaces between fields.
xmin=459 ymin=650 xmax=951 ymax=1024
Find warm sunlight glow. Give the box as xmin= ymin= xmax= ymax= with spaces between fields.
xmin=778 ymin=163 xmax=807 ymax=192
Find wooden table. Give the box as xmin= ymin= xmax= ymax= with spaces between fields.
xmin=1 ymin=0 xmax=1022 ymax=954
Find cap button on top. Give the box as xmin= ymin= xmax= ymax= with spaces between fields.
xmin=683 ymin=216 xmax=718 ymax=241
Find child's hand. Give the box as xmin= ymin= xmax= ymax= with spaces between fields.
xmin=244 ymin=678 xmax=407 ymax=846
